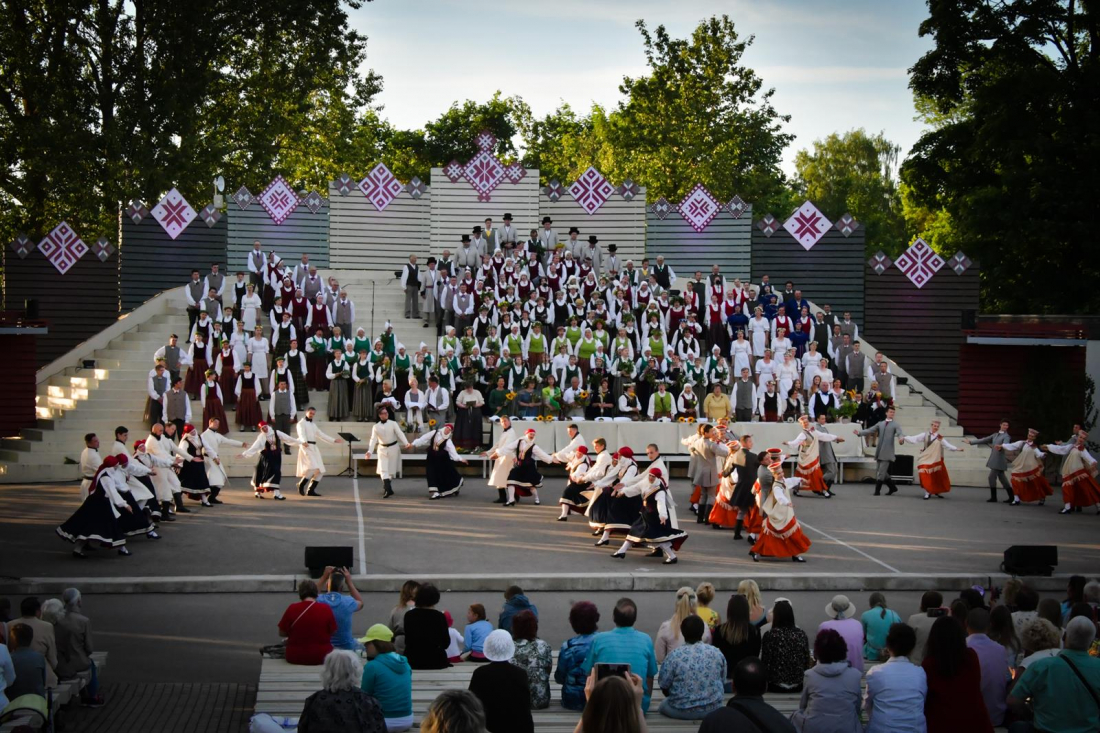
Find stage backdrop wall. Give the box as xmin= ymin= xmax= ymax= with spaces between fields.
xmin=0 ymin=333 xmax=38 ymax=436
xmin=539 ymin=187 xmax=647 ymax=264
xmin=3 ymin=240 xmax=120 ymax=367
xmin=328 ymin=180 xmax=431 ymax=271
xmin=120 ymin=216 xmax=228 ymax=312
xmin=227 ymin=195 xmax=328 ymax=273
xmin=647 ymin=203 xmax=752 ymax=283
xmin=864 ymin=260 xmax=980 ymax=407
xmin=750 ymin=210 xmax=866 ymax=325
xmin=430 ymin=168 xmax=540 ymax=255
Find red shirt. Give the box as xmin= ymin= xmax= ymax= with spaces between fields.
xmin=278 ymin=599 xmax=337 ymax=665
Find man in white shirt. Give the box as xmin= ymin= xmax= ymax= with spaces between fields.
xmin=293 ymin=254 xmax=311 ymax=288
xmin=331 ymin=289 xmax=355 ymax=339
xmin=247 ymin=241 xmax=266 ymax=290
xmin=497 ymin=213 xmax=518 ymax=250
xmin=552 ymin=423 xmax=586 ymax=463
xmin=424 ymin=375 xmax=451 ymax=424
xmin=185 ymin=269 xmax=205 ymax=338
xmin=294 ymin=406 xmax=343 ymax=497
xmin=79 ymin=433 xmax=103 ymax=500
xmin=200 ymin=418 xmax=245 ymax=504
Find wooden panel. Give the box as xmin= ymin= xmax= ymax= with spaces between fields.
xmin=430 ymin=169 xmax=540 ymax=254
xmin=2 ymin=245 xmax=120 ymax=367
xmin=646 ymin=205 xmax=752 ymax=282
xmin=226 ymin=199 xmax=328 ymax=273
xmin=863 ymin=265 xmax=980 ymax=407
xmin=120 ymin=216 xmax=228 ymax=311
xmin=539 ymin=192 xmax=648 ymax=263
xmin=0 ymin=334 xmax=38 ymax=436
xmin=328 ymin=184 xmax=431 ymax=271
xmin=751 ymin=218 xmax=866 ymax=325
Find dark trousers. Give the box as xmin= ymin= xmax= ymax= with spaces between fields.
xmin=989 ymin=469 xmax=1014 ymax=500
xmin=186 ymin=307 xmax=200 ymax=339
xmin=735 ymin=408 xmax=753 ymax=422
xmin=848 ymin=377 xmax=864 ymax=393
xmin=170 ymin=418 xmax=185 ymax=436
xmin=274 ymin=414 xmax=293 ymax=453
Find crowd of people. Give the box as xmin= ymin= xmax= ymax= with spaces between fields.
xmin=248 ymin=574 xmax=1100 ymax=733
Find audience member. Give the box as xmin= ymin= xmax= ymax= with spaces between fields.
xmin=988 ymin=604 xmax=1022 ymax=667
xmin=1011 ymin=585 xmax=1040 ymax=636
xmin=555 ymin=601 xmax=600 ymax=711
xmin=1036 ymin=597 xmax=1063 ymax=628
xmin=297 ymin=651 xmax=386 ymax=733
xmin=581 ymin=598 xmax=659 ymax=712
xmin=5 ymin=623 xmax=46 ymax=700
xmin=860 ymin=592 xmax=902 ymax=662
xmin=1061 ymin=575 xmax=1087 ymax=625
xmin=792 ymin=629 xmax=862 ymax=733
xmin=278 ymin=580 xmax=337 ymax=666
xmin=738 ymin=579 xmax=767 ymax=628
xmin=949 ymin=598 xmax=970 ymax=626
xmin=403 ymin=583 xmax=450 ymax=670
xmin=574 ymin=671 xmax=648 ymax=733
xmin=462 ymin=604 xmax=492 ymax=662
xmin=713 ymin=595 xmax=762 ymax=687
xmin=906 ymin=590 xmax=945 ymax=663
xmin=360 ymin=624 xmax=413 ymax=733
xmin=54 ymin=589 xmax=95 ymax=692
xmin=1001 ymin=578 xmax=1024 ymax=612
xmin=657 ymin=615 xmax=726 ymax=720
xmin=0 ymin=631 xmax=13 ymax=711
xmin=1008 ymin=616 xmax=1100 ymax=733
xmin=863 ymin=623 xmax=927 ymax=733
xmin=317 ymin=566 xmax=364 ymax=652
xmin=444 ymin=611 xmax=464 ymax=663
xmin=699 ymin=657 xmax=797 ymax=733
xmin=818 ymin=595 xmax=863 ymax=673
xmin=655 ymin=586 xmax=711 ymax=662
xmin=695 ymin=582 xmax=720 ymax=629
xmin=6 ymin=597 xmax=58 ymax=688
xmin=510 ymin=610 xmax=552 ymax=710
xmin=498 ymin=586 xmax=538 ymax=633
xmin=922 ymin=616 xmax=992 ymax=733
xmin=421 ymin=690 xmax=487 ymax=733
xmin=1016 ymin=618 xmax=1061 ymax=670
xmin=760 ymin=599 xmax=810 ymax=692
xmin=388 ymin=580 xmax=419 ymax=655
xmin=468 ymin=630 xmax=533 ymax=733
xmin=958 ymin=587 xmax=989 ymax=613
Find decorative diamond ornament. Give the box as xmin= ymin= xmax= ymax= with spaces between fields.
xmin=358 ymin=163 xmax=404 ymax=211
xmin=125 ymin=200 xmax=148 ymax=225
xmin=949 ymin=251 xmax=972 ymax=275
xmin=503 ymin=162 xmax=527 ymax=184
xmin=894 ymin=238 xmax=945 ymax=288
xmin=868 ymin=251 xmax=892 ymax=275
xmin=783 ymin=201 xmax=832 ymax=250
xmin=618 ymin=179 xmax=639 ymax=201
xmin=677 ymin=183 xmax=721 ymax=232
xmin=835 ymin=213 xmax=859 ymax=237
xmin=464 ymin=150 xmax=506 ymax=202
xmin=407 ymin=177 xmax=425 ymax=199
xmin=93 ymin=237 xmax=115 ymax=261
xmin=475 ymin=130 xmax=498 ymax=152
xmin=757 ymin=213 xmax=779 ymax=237
xmin=258 ymin=175 xmax=300 ymax=225
xmin=568 ymin=166 xmax=615 ymax=215
xmin=725 ymin=195 xmax=747 ymax=219
xmin=10 ymin=233 xmax=33 ymax=259
xmin=651 ymin=197 xmax=672 ymax=221
xmin=151 ymin=187 xmax=197 ymax=239
xmin=443 ymin=160 xmax=464 ymax=183
xmin=38 ymin=221 xmax=88 ymax=274
xmin=200 ymin=204 xmax=221 ymax=227
xmin=302 ymin=190 xmax=325 ymax=213
xmin=545 ymin=179 xmax=563 ymax=203
xmin=335 ymin=174 xmax=354 ymax=196
xmin=232 ymin=186 xmax=254 ymax=210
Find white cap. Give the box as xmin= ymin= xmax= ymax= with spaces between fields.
xmin=483 ymin=629 xmax=516 ymax=662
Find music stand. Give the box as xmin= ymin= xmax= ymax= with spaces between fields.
xmin=337 ymin=432 xmax=360 ymax=477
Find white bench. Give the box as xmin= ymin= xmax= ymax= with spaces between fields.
xmin=0 ymin=651 xmax=108 ymax=733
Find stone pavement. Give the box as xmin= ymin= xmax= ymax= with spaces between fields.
xmin=62 ymin=682 xmax=255 ymax=733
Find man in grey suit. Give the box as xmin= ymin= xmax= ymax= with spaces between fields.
xmin=482 ymin=217 xmax=499 ymax=253
xmin=816 ymin=413 xmax=840 ymax=489
xmin=965 ymin=419 xmax=1016 ymax=504
xmin=537 ymin=216 xmax=558 ymax=263
xmin=856 ymin=406 xmax=902 ymax=496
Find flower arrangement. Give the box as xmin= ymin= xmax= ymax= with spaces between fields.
xmin=428 ymin=419 xmax=437 ymax=427
xmin=460 ymin=336 xmax=475 ymax=354
xmin=505 ymin=391 xmax=517 ymax=402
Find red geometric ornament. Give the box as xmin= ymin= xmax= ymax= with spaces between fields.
xmin=151 ymin=187 xmax=197 ymax=240
xmin=259 ymin=176 xmax=300 ymax=225
xmin=359 ymin=163 xmax=404 ymax=211
xmin=677 ymin=183 xmax=721 ymax=232
xmin=568 ymin=167 xmax=615 ymax=215
xmin=783 ymin=201 xmax=832 ymax=250
xmin=38 ymin=221 xmax=88 ymax=275
xmin=894 ymin=238 xmax=945 ymax=288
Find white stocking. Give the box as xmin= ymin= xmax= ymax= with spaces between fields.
xmin=558 ymin=505 xmax=569 ymax=518
xmin=616 ymin=540 xmax=633 ymax=554
xmin=506 ymin=486 xmax=516 ymax=503
xmin=600 ymin=529 xmax=611 ymax=542
xmin=657 ymin=541 xmax=675 ymax=559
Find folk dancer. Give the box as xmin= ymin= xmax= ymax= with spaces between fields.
xmin=177 ymin=424 xmax=213 ymax=507
xmin=483 ymin=415 xmax=518 ymax=505
xmin=499 ymin=428 xmax=555 ymax=506
xmin=269 ymin=378 xmax=297 ymax=454
xmin=106 ymin=455 xmax=161 ymax=542
xmin=79 ymin=433 xmax=103 ymax=500
xmin=411 ymin=424 xmax=468 ymax=500
xmin=556 ymin=446 xmax=592 ymax=521
xmin=688 ymin=425 xmax=730 ymax=524
xmin=682 ymin=425 xmax=707 ymax=513
xmin=750 ymin=456 xmax=811 ymax=563
xmin=785 ymin=415 xmax=843 ymax=498
xmin=240 ymin=421 xmax=301 ymax=500
xmin=901 ymin=420 xmax=964 ymax=500
xmin=145 ymin=422 xmax=186 ymax=516
xmin=1005 ymin=429 xmax=1053 ymax=506
xmin=1042 ymin=431 xmax=1100 ymax=514
xmin=297 ymin=406 xmax=345 ymax=497
xmin=856 ymin=406 xmax=902 ymax=496
xmin=57 ymin=456 xmax=133 ymax=558
xmin=200 ymin=418 xmax=245 ymax=505
xmin=708 ymin=440 xmax=742 ymax=529
xmin=964 ymin=419 xmax=1016 ymax=504
xmin=126 ymin=440 xmax=163 ymax=521
xmin=562 ymin=437 xmax=613 ymax=522
xmin=612 ymin=467 xmax=688 ymax=565
xmin=728 ymin=436 xmax=760 ymax=540
xmin=589 ymin=446 xmax=642 ymax=544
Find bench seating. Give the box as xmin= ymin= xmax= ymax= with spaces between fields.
xmin=0 ymin=651 xmax=108 ymax=733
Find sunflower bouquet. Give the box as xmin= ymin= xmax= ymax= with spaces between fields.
xmin=505 ymin=390 xmax=517 ymax=402
xmin=428 ymin=419 xmax=437 ymax=427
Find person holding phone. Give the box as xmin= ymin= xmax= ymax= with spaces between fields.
xmin=581 ymin=598 xmax=659 ymax=712
xmin=317 ymin=565 xmax=364 ymax=652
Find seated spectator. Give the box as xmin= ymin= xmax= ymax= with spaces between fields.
xmin=1016 ymin=618 xmax=1061 ymax=671
xmin=1008 ymin=616 xmax=1100 ymax=733
xmin=6 ymin=597 xmax=57 ymax=688
xmin=360 ymin=624 xmax=413 ymax=733
xmin=444 ymin=611 xmax=464 ymax=663
xmin=738 ymin=579 xmax=768 ymax=628
xmin=1060 ymin=575 xmax=1086 ymax=625
xmin=1085 ymin=579 xmax=1100 ymax=616
xmin=468 ymin=630 xmax=533 ymax=733
xmin=498 ymin=586 xmax=538 ymax=633
xmin=402 ymin=583 xmax=450 ymax=670
xmin=695 ymin=582 xmax=720 ymax=629
xmin=658 ymin=616 xmax=726 ymax=720
xmin=462 ymin=604 xmax=492 ymax=662
xmin=6 ymin=623 xmax=46 ymax=700
xmin=988 ymin=604 xmax=1022 ymax=668
xmin=958 ymin=587 xmax=989 ymax=613
xmin=713 ymin=595 xmax=762 ymax=685
xmin=699 ymin=657 xmax=797 ymax=733
xmin=575 ymin=671 xmax=648 ymax=733
xmin=510 ymin=610 xmax=552 ymax=710
xmin=278 ymin=580 xmax=336 ymax=666
xmin=317 ymin=566 xmax=364 ymax=652
xmin=792 ymin=629 xmax=862 ymax=733
xmin=906 ymin=590 xmax=945 ymax=663
xmin=388 ymin=580 xmax=419 ymax=655
xmin=0 ymin=632 xmax=12 ymax=711
xmin=922 ymin=616 xmax=992 ymax=733
xmin=1001 ymin=578 xmax=1024 ymax=612
xmin=1011 ymin=584 xmax=1040 ymax=637
xmin=760 ymin=599 xmax=810 ymax=693
xmin=818 ymin=595 xmax=863 ymax=672
xmin=863 ymin=623 xmax=927 ymax=733
xmin=861 ymin=592 xmax=902 ymax=661
xmin=581 ymin=598 xmax=659 ymax=712
xmin=655 ymin=586 xmax=712 ymax=662
xmin=420 ymin=690 xmax=487 ymax=733
xmin=966 ymin=608 xmax=1010 ymax=728
xmin=42 ymin=592 xmax=102 ymax=706
xmin=1037 ymin=597 xmax=1063 ymax=628
xmin=297 ymin=650 xmax=385 ymax=733
xmin=555 ymin=601 xmax=600 ymax=711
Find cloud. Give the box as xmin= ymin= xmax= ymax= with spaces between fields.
xmin=758 ymin=65 xmax=909 ymax=85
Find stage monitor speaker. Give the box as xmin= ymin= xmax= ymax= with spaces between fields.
xmin=888 ymin=454 xmax=914 ymax=482
xmin=1003 ymin=545 xmax=1058 ymax=576
xmin=304 ymin=546 xmax=353 ymax=578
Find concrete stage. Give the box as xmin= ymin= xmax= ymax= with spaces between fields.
xmin=2 ymin=475 xmax=1096 ymax=595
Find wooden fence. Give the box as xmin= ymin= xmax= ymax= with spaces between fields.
xmin=120 ymin=216 xmax=228 ymax=312
xmin=226 ymin=197 xmax=328 ymax=274
xmin=647 ymin=204 xmax=752 ymax=283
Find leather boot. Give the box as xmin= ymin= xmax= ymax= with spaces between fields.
xmin=733 ymin=518 xmax=744 ymax=540
xmin=298 ymin=477 xmax=310 ymax=496
xmin=873 ymin=481 xmax=883 ymax=496
xmin=161 ymin=500 xmax=176 ymax=521
xmin=209 ymin=486 xmax=223 ymax=505
xmin=696 ymin=503 xmax=709 ymax=524
xmin=174 ymin=493 xmax=191 ymax=513
xmin=493 ymin=488 xmax=506 ymax=504
xmin=306 ymin=480 xmax=322 ymax=497
xmin=382 ymin=479 xmax=394 ymax=498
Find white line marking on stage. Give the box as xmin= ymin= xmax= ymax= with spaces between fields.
xmin=800 ymin=521 xmax=902 ymax=574
xmin=352 ymin=474 xmax=367 ymax=576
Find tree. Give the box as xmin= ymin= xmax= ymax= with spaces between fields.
xmin=901 ymin=0 xmax=1100 ymax=314
xmin=793 ymin=129 xmax=908 ymax=255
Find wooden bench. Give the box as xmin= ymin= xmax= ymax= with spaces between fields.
xmin=0 ymin=651 xmax=108 ymax=733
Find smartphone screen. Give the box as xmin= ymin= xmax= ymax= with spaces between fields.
xmin=596 ymin=662 xmax=630 ymax=680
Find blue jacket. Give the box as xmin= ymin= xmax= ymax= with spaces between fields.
xmin=555 ymin=634 xmax=596 ymax=711
xmin=499 ymin=595 xmax=539 ymax=632
xmin=360 ymin=651 xmax=412 ymax=718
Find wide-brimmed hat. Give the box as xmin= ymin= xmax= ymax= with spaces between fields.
xmin=483 ymin=629 xmax=515 ymax=662
xmin=826 ymin=595 xmax=856 ymax=619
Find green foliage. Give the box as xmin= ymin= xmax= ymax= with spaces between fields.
xmin=900 ymin=0 xmax=1100 ymax=314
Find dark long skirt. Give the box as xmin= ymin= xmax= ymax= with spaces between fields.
xmin=57 ymin=489 xmax=126 ymax=547
xmin=252 ymin=444 xmax=283 ymax=492
xmin=178 ymin=457 xmax=211 ymax=497
xmin=560 ymin=480 xmax=592 ymax=515
xmin=626 ymin=507 xmax=688 ymax=551
xmin=426 ymin=444 xmax=463 ymax=498
xmin=328 ymin=377 xmax=351 ymax=421
xmin=453 ymin=405 xmax=482 ymax=449
xmin=203 ymin=395 xmax=229 ymax=434
xmin=507 ymin=452 xmax=543 ymax=497
xmin=184 ymin=357 xmax=209 ymax=398
xmin=352 ymin=381 xmax=373 ymax=422
xmin=237 ymin=387 xmax=262 ymax=429
xmin=219 ymin=366 xmax=237 ymax=408
xmin=587 ymin=489 xmax=642 ymax=534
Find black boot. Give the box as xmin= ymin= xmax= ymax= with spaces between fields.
xmin=733 ymin=518 xmax=744 ymax=540
xmin=306 ymin=480 xmax=322 ymax=497
xmin=174 ymin=493 xmax=191 ymax=513
xmin=382 ymin=479 xmax=394 ymax=498
xmin=298 ymin=477 xmax=310 ymax=496
xmin=209 ymin=486 xmax=223 ymax=505
xmin=987 ymin=484 xmax=998 ymax=503
xmin=873 ymin=481 xmax=883 ymax=496
xmin=493 ymin=488 xmax=506 ymax=504
xmin=696 ymin=503 xmax=709 ymax=524
xmin=161 ymin=500 xmax=176 ymax=521
xmin=885 ymin=478 xmax=898 ymax=495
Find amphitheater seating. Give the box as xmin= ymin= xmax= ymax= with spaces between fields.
xmin=0 ymin=651 xmax=108 ymax=733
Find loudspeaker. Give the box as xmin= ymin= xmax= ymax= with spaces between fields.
xmin=304 ymin=546 xmax=353 ymax=578
xmin=1003 ymin=545 xmax=1058 ymax=576
xmin=888 ymin=454 xmax=914 ymax=482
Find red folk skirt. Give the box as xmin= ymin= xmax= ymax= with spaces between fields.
xmin=219 ymin=366 xmax=237 ymax=407
xmin=1011 ymin=466 xmax=1053 ymax=503
xmin=743 ymin=504 xmax=764 ymax=536
xmin=236 ymin=387 xmax=262 ymax=429
xmin=184 ymin=357 xmax=209 ymax=397
xmin=918 ymin=459 xmax=952 ymax=495
xmin=1062 ymin=468 xmax=1100 ymax=508
xmin=202 ymin=395 xmax=229 ymax=435
xmin=707 ymin=500 xmax=739 ymax=528
xmin=751 ymin=515 xmax=812 ymax=558
xmin=796 ymin=460 xmax=829 ymax=494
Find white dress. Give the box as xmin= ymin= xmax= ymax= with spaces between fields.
xmin=748 ymin=317 xmax=769 ymax=357
xmin=296 ymin=419 xmax=339 ymax=477
xmin=248 ymin=337 xmax=270 ymax=380
xmin=240 ymin=293 xmax=262 ymax=333
xmin=368 ymin=420 xmax=411 ymax=479
xmin=201 ymin=429 xmax=245 ymax=487
xmin=231 ymin=331 xmax=250 ymax=369
xmin=731 ymin=340 xmax=752 ymax=376
xmin=487 ymin=427 xmax=518 ymax=488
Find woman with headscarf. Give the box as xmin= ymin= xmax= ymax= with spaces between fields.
xmin=589 ymin=447 xmax=642 ymax=546
xmin=57 ymin=456 xmax=132 ymax=557
xmin=177 ymin=424 xmax=212 ymax=507
xmin=612 ymin=467 xmax=688 ymax=564
xmin=750 ymin=455 xmax=811 ymax=563
xmin=411 ymin=423 xmax=468 ymax=500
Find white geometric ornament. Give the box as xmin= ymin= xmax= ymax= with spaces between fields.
xmin=38 ymin=221 xmax=88 ymax=275
xmin=677 ymin=183 xmax=720 ymax=233
xmin=725 ymin=195 xmax=747 ymax=219
xmin=757 ymin=213 xmax=779 ymax=237
xmin=783 ymin=201 xmax=832 ymax=250
xmin=231 ymin=186 xmax=253 ymax=210
xmin=335 ymin=174 xmax=354 ymax=196
xmin=302 ymin=190 xmax=325 ymax=214
xmin=867 ymin=251 xmax=892 ymax=275
xmin=125 ymin=200 xmax=148 ymax=224
xmin=151 ymin=187 xmax=197 ymax=240
xmin=949 ymin=251 xmax=972 ymax=275
xmin=258 ymin=175 xmax=300 ymax=225
xmin=10 ymin=233 xmax=34 ymax=259
xmin=894 ymin=238 xmax=945 ymax=288
xmin=93 ymin=237 xmax=115 ymax=261
xmin=568 ymin=166 xmax=615 ymax=215
xmin=359 ymin=163 xmax=404 ymax=211
xmin=200 ymin=204 xmax=221 ymax=227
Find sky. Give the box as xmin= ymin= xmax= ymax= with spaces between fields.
xmin=348 ymin=0 xmax=935 ymax=176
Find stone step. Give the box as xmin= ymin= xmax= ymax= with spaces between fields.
xmin=0 ymin=438 xmax=34 ymax=453
xmin=20 ymin=428 xmax=46 ymax=441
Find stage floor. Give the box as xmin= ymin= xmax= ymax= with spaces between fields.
xmin=2 ymin=475 xmax=1097 ymax=582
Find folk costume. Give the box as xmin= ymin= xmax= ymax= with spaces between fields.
xmin=235 ymin=369 xmax=263 ymax=430
xmin=902 ymin=429 xmax=962 ymax=499
xmin=412 ymin=426 xmax=466 ymax=500
xmin=57 ymin=457 xmax=132 ymax=556
xmin=366 ymin=415 xmax=410 ymax=498
xmin=785 ymin=420 xmax=841 ymax=498
xmin=242 ymin=422 xmax=301 ymax=499
xmin=588 ymin=447 xmax=641 ymax=541
xmin=177 ymin=425 xmax=212 ymax=506
xmin=200 ymin=375 xmax=229 ymax=435
xmin=708 ymin=444 xmax=742 ymax=529
xmin=971 ymin=429 xmax=1016 ymax=503
xmin=1044 ymin=437 xmax=1100 ymax=514
xmin=1005 ymin=431 xmax=1053 ymax=505
xmin=79 ymin=445 xmax=103 ymax=501
xmin=613 ymin=468 xmax=688 ymax=564
xmin=297 ymin=415 xmax=342 ymax=497
xmin=750 ymin=459 xmax=811 ymax=563
xmin=557 ymin=446 xmax=593 ymax=520
xmin=106 ymin=457 xmax=160 ymax=540
xmin=200 ymin=427 xmax=245 ymax=504
xmin=486 ymin=421 xmax=518 ymax=504
xmin=500 ymin=429 xmax=554 ymax=506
